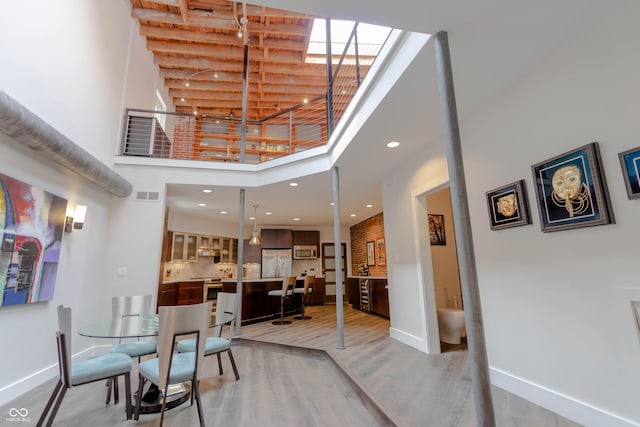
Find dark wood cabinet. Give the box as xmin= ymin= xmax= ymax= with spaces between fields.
xmin=157 ymin=282 xmax=179 ymax=311
xmin=292 ymin=230 xmax=320 ymax=248
xmin=158 ymin=281 xmax=204 ymax=310
xmin=346 ymin=277 xmax=360 ymax=310
xmin=260 ymin=229 xmax=292 ymax=249
xmin=369 ymin=279 xmax=390 ymax=318
xmin=178 ymin=281 xmax=204 ymax=305
xmin=243 ymin=239 xmax=261 ymax=263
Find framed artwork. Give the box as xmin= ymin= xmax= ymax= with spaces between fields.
xmin=376 ymin=238 xmax=386 ymax=266
xmin=428 ymin=214 xmax=446 ymax=245
xmin=485 ymin=179 xmax=531 ymax=230
xmin=531 ymin=142 xmax=613 ymax=232
xmin=618 ymin=146 xmax=640 ymax=199
xmin=0 ymin=173 xmax=67 ymax=307
xmin=366 ymin=241 xmax=376 ymax=266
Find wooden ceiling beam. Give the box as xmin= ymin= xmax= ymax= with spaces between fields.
xmin=132 ymin=7 xmax=311 ymax=36
xmin=146 ymin=40 xmax=304 ymax=64
xmin=140 ymin=25 xmax=307 ymax=50
xmin=154 ymin=54 xmax=332 ymax=75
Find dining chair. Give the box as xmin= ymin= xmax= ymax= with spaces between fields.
xmin=293 ymin=275 xmax=315 ymax=320
xmin=106 ymin=295 xmax=157 ymax=403
xmin=176 ymin=292 xmax=240 ymax=381
xmin=267 ymin=276 xmax=296 ymax=325
xmin=37 ymin=305 xmax=133 ymax=427
xmin=134 ymin=301 xmax=211 ymax=426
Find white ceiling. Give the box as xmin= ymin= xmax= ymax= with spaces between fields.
xmin=165 ymin=0 xmax=624 ymax=228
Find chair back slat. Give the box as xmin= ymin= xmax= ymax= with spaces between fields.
xmin=214 ymin=292 xmax=236 ymax=338
xmin=110 ymin=295 xmax=154 ymax=339
xmin=157 ymin=302 xmax=211 ymax=389
xmin=303 ymin=275 xmax=315 ymax=296
xmin=56 ymin=332 xmax=72 ymax=388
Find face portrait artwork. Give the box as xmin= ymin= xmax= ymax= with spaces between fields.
xmin=496 ymin=193 xmax=518 ymax=217
xmin=550 ymin=165 xmax=590 ymax=217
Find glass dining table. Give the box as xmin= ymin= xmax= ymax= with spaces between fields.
xmin=78 ymin=314 xmax=188 ymax=414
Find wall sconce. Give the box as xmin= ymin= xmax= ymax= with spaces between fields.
xmin=65 ymin=204 xmax=88 ymax=233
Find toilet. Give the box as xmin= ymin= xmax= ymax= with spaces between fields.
xmin=435 ymin=286 xmax=466 ymax=345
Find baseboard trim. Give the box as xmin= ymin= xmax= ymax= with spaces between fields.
xmin=0 ymin=344 xmax=111 ymax=407
xmin=490 ymin=367 xmax=639 ymax=427
xmin=389 ymin=327 xmax=429 ymax=353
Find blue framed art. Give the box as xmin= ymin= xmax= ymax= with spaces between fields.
xmin=618 ymin=146 xmax=640 ymax=200
xmin=531 ymin=142 xmax=614 ymax=232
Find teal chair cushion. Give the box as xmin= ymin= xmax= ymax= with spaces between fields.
xmin=177 ymin=337 xmax=230 ymax=355
xmin=138 ymin=353 xmax=196 ymax=385
xmin=112 ymin=341 xmax=157 ymax=358
xmin=71 ymin=352 xmax=132 ymax=386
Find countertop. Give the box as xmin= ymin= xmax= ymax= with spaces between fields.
xmin=347 ymin=276 xmax=388 ymax=279
xmin=162 ymin=277 xmax=222 ymax=284
xmin=221 ymin=276 xmax=324 ymax=283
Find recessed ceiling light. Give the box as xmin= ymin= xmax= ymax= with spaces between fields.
xmin=366 ymin=204 xmax=373 ymax=208
xmin=289 ymin=182 xmax=298 ymax=187
xmin=387 ymin=141 xmax=400 ymax=148
xmin=249 ymin=216 xmax=255 ymax=220
xmin=181 ymin=98 xmax=185 ymax=102
xmin=265 ymin=212 xmax=272 ymax=215
xmin=185 ymin=82 xmax=190 ymax=87
xmin=330 ymin=202 xmax=335 ymax=206
xmin=202 ymin=189 xmax=212 ymax=193
xmin=303 ymin=98 xmax=308 ymax=104
xmin=214 ymin=73 xmax=219 ymax=78
xmin=220 ymin=211 xmax=227 ymax=214
xmin=293 ymin=217 xmax=300 ymax=221
xmin=350 ymin=213 xmax=356 ymax=217
xmin=193 ymin=110 xmax=198 ymax=115
xmin=198 ymin=203 xmax=206 ymax=207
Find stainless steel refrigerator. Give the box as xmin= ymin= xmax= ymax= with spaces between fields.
xmin=261 ymin=249 xmax=293 ymax=278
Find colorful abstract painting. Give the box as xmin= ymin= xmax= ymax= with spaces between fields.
xmin=0 ymin=173 xmax=67 ymax=306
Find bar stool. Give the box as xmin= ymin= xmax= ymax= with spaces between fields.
xmin=293 ymin=275 xmax=315 ymax=320
xmin=268 ymin=276 xmax=296 ymax=325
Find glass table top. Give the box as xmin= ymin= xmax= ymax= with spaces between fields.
xmin=78 ymin=315 xmax=159 ymax=338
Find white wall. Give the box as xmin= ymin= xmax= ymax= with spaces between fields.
xmin=0 ymin=0 xmax=161 ymax=405
xmin=382 ymin=2 xmax=640 ymax=425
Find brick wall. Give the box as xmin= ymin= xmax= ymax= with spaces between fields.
xmin=171 ymin=116 xmax=196 ymax=159
xmin=349 ymin=212 xmax=387 ymax=277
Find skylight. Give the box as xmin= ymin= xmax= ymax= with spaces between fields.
xmin=305 ymin=19 xmax=392 ymax=65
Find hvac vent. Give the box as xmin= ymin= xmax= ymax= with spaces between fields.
xmin=136 ymin=191 xmax=160 ymax=201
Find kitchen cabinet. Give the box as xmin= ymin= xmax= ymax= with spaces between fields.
xmin=243 ymin=239 xmax=261 ymax=263
xmin=157 ymin=282 xmax=179 ymax=310
xmin=260 ymin=229 xmax=292 ymax=249
xmin=178 ymin=281 xmax=204 ymax=305
xmin=293 ymin=230 xmax=319 ymax=249
xmin=369 ymin=278 xmax=390 ymax=318
xmin=171 ymin=233 xmax=198 ymax=261
xmin=345 ymin=276 xmax=388 ymax=318
xmin=220 ymin=238 xmax=238 ymax=263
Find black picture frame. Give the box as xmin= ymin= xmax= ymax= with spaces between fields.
xmin=531 ymin=142 xmax=614 ymax=232
xmin=618 ymin=146 xmax=640 ymax=199
xmin=485 ymin=179 xmax=531 ymax=230
xmin=428 ymin=214 xmax=446 ymax=245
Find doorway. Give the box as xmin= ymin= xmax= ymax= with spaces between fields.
xmin=321 ymin=242 xmax=347 ymax=303
xmin=425 ymin=187 xmax=466 ymax=352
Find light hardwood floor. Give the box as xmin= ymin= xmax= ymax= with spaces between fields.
xmin=1 ymin=304 xmax=581 ymax=426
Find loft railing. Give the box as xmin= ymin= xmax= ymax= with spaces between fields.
xmin=119 ymin=21 xmax=390 ymax=164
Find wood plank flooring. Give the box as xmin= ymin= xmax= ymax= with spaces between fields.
xmin=1 ymin=304 xmax=581 ymax=426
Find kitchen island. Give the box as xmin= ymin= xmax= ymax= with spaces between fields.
xmin=222 ymin=278 xmax=302 ymax=324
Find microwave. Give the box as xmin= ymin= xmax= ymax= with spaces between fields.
xmin=293 ymin=245 xmax=317 ymax=259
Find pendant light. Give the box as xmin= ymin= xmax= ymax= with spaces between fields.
xmin=249 ymin=204 xmax=261 ymax=245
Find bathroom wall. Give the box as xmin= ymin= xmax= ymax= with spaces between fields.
xmin=426 ymin=188 xmax=462 ymax=309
